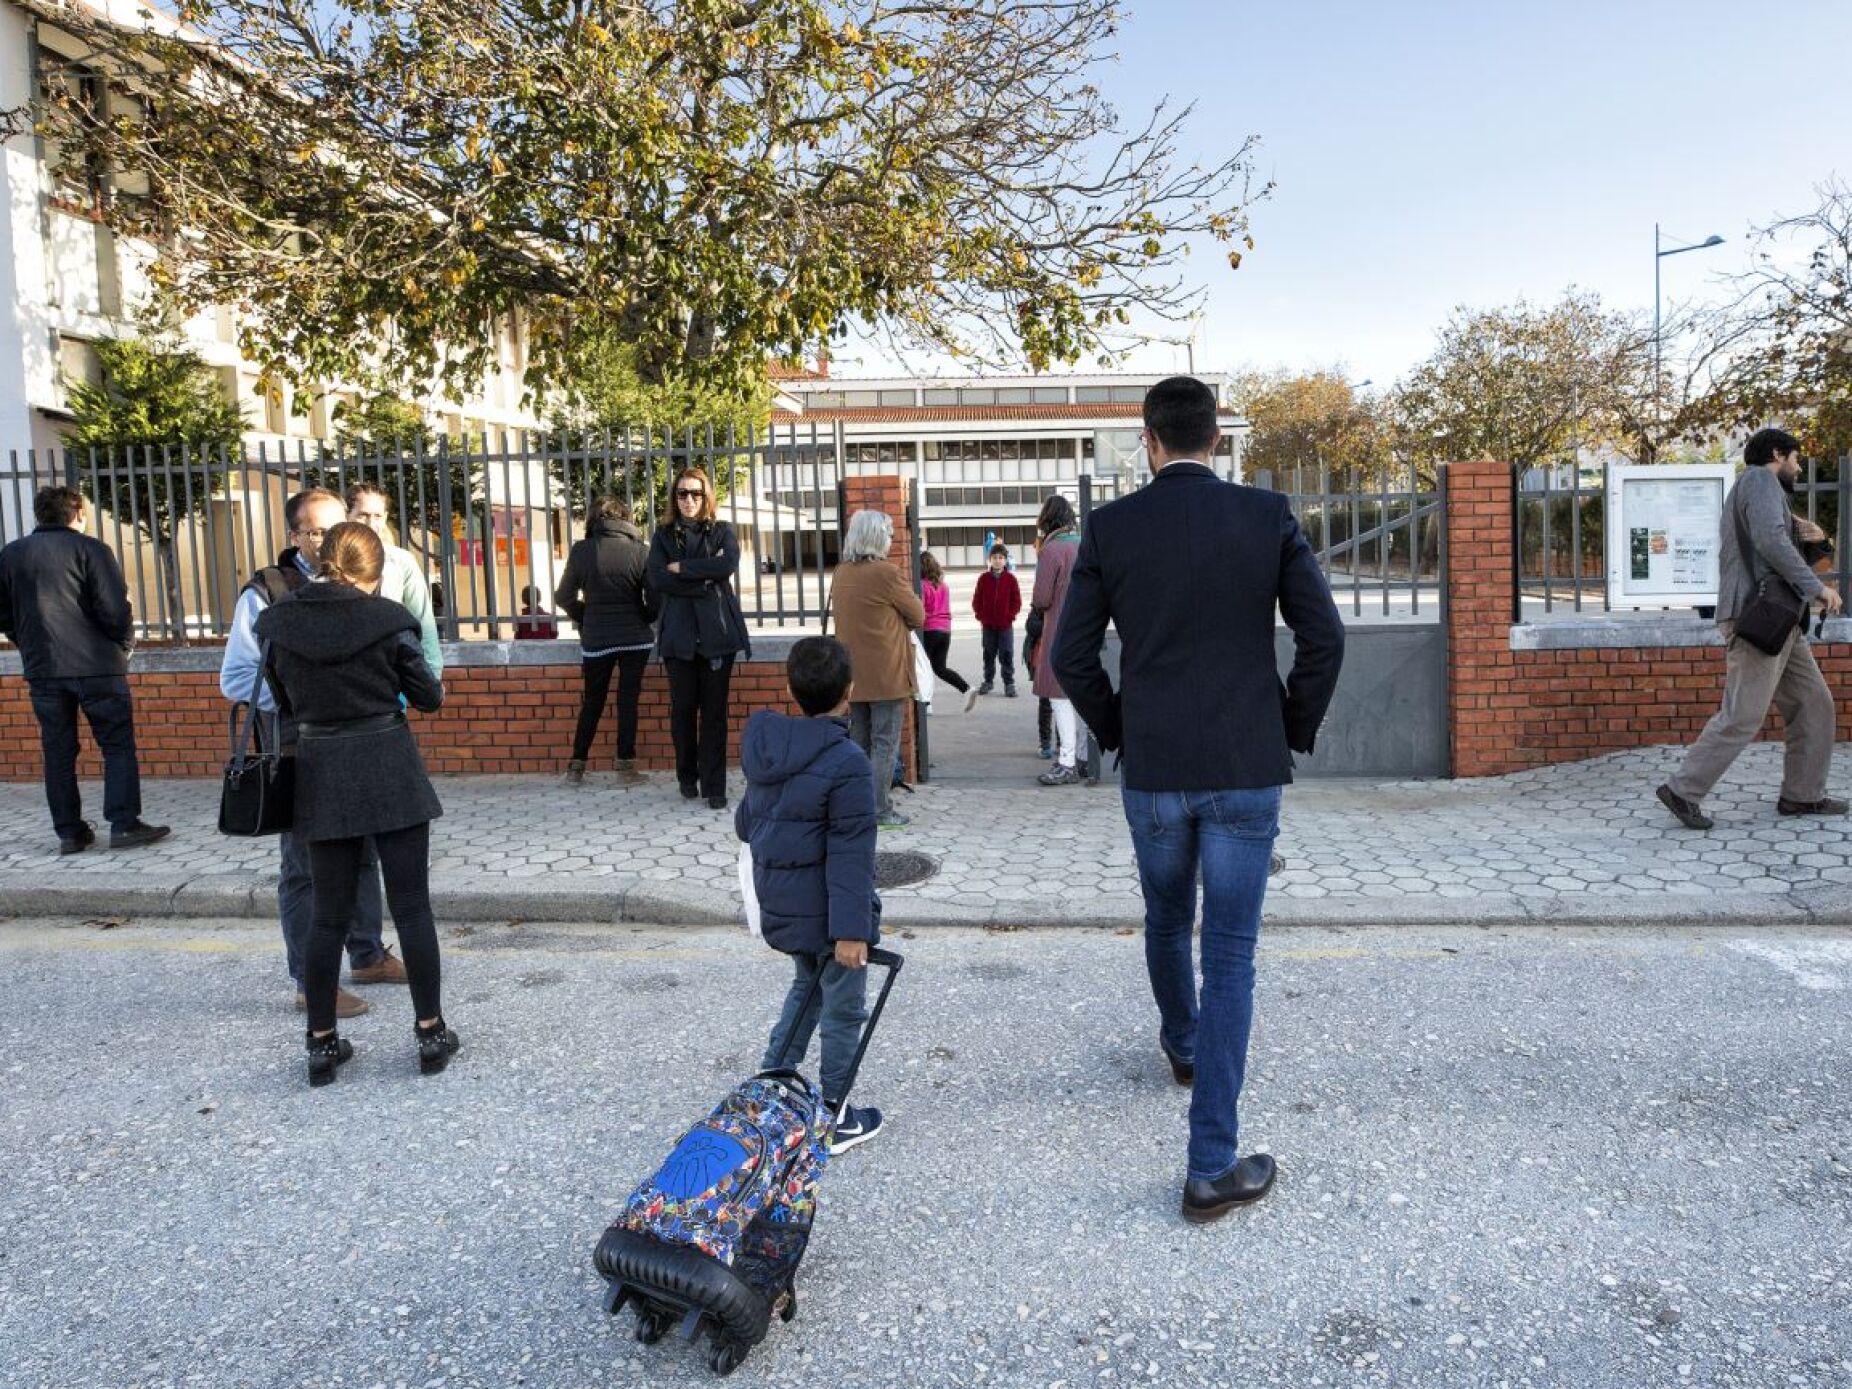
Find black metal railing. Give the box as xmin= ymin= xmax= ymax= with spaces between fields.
xmin=1514 ymin=455 xmax=1852 ymax=618
xmin=0 ymin=424 xmax=846 ymax=644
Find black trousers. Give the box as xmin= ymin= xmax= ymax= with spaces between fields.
xmin=981 ymin=628 xmax=1016 ymax=686
xmin=305 ymin=822 xmax=442 ymax=1034
xmin=572 ymin=650 xmax=651 ymax=761
xmin=28 ymin=675 xmax=141 ymax=838
xmin=919 ymin=630 xmax=969 ymax=694
xmin=1039 ymin=696 xmax=1053 ymax=749
xmin=663 ymin=655 xmax=734 ymax=798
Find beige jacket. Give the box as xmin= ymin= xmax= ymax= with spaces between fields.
xmin=830 ymin=559 xmax=924 ymax=702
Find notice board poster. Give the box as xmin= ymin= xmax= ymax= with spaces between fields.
xmin=1603 ymin=463 xmax=1734 ymax=609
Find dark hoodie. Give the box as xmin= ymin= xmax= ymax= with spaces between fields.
xmin=555 ymin=513 xmax=656 ymax=651
xmin=734 ymin=709 xmax=880 ymax=956
xmin=255 ymin=583 xmax=444 ymax=842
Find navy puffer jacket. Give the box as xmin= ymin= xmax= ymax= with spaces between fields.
xmin=734 ymin=709 xmax=880 ymax=956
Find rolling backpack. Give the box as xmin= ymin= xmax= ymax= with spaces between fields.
xmin=594 ymin=948 xmax=903 ymax=1376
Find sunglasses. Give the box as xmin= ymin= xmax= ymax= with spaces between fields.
xmin=675 ymin=488 xmax=706 ymax=500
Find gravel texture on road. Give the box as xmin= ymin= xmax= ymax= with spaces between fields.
xmin=1 ymin=918 xmax=1848 ymax=1388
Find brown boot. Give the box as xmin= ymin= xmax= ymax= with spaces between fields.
xmin=295 ymin=988 xmax=371 ymax=1018
xmin=615 ymin=757 xmax=644 ymax=785
xmin=350 ymin=947 xmax=409 ymax=985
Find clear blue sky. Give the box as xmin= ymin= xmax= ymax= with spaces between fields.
xmin=855 ymin=1 xmax=1852 ymax=388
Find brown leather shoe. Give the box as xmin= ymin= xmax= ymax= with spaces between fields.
xmin=294 ymin=988 xmax=371 ymax=1018
xmin=350 ymin=948 xmax=409 ymax=985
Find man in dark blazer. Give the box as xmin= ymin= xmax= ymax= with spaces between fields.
xmin=1053 ymin=376 xmax=1343 ymax=1223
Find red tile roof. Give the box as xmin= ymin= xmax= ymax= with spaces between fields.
xmin=770 ymin=403 xmax=1169 ymax=425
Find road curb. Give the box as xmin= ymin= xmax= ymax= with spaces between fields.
xmin=6 ymin=873 xmax=1851 ymax=930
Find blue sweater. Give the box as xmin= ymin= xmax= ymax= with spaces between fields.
xmin=735 ymin=710 xmax=880 ymax=955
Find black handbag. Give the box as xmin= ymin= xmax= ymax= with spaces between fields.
xmin=1730 ymin=493 xmax=1809 ymax=656
xmin=219 ymin=642 xmax=295 ymax=836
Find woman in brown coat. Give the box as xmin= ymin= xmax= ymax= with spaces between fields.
xmin=830 ymin=509 xmax=924 ymax=827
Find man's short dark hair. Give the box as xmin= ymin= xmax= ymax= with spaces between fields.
xmin=1142 ymin=375 xmax=1220 ymax=457
xmin=33 ymin=485 xmax=85 ymax=527
xmin=787 ymin=636 xmax=853 ymax=716
xmin=1745 ymin=427 xmax=1802 ymax=469
xmin=988 ymin=543 xmax=1009 ymax=558
xmin=284 ymin=488 xmax=342 ymax=532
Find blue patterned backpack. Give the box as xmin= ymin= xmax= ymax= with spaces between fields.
xmin=595 ymin=949 xmax=902 ymax=1376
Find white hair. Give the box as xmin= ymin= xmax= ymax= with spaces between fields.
xmin=842 ymin=509 xmax=894 ymax=562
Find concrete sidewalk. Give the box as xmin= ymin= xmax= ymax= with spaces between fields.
xmin=3 ymin=744 xmax=1851 ymax=927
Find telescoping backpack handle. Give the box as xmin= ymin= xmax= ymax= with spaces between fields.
xmin=795 ymin=947 xmax=902 ymax=1111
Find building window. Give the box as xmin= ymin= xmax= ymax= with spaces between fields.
xmin=960 ymin=388 xmax=996 ymax=406
xmin=995 ymin=387 xmax=1034 ymax=405
xmin=40 ymin=58 xmax=105 ymax=216
xmin=807 ymin=390 xmax=844 ymax=408
xmin=1110 ymin=385 xmax=1146 ymax=403
xmin=878 ymin=389 xmax=915 ymax=407
xmin=841 ymin=390 xmax=880 ymax=408
xmin=1076 ymin=386 xmax=1112 ymax=403
xmin=922 ymin=388 xmax=958 ymax=407
xmin=1033 ymin=386 xmax=1069 ymax=404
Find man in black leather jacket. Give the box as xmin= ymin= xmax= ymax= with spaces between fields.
xmin=0 ymin=485 xmax=168 ymax=853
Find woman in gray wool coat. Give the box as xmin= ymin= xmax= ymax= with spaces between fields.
xmin=256 ymin=521 xmax=458 ymax=1088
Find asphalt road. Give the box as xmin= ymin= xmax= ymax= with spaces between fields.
xmin=1 ymin=918 xmax=1849 ymax=1389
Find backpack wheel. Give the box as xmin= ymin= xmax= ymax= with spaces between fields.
xmin=709 ymin=1341 xmax=744 ymax=1376
xmin=635 ymin=1308 xmax=672 ymax=1345
xmin=778 ymin=1288 xmax=798 ymax=1323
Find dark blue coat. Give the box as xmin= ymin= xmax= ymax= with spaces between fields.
xmin=734 ymin=709 xmax=880 ymax=955
xmin=1051 ymin=461 xmax=1344 ymax=791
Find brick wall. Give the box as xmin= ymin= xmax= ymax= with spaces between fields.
xmin=0 ymin=653 xmax=803 ymax=782
xmin=2 ymin=472 xmax=927 ymax=785
xmin=1445 ymin=458 xmax=1852 ymax=776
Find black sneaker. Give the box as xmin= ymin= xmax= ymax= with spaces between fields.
xmin=58 ymin=822 xmax=96 ymax=856
xmin=977 ymin=681 xmax=994 ymax=696
xmin=1655 ymin=783 xmax=1713 ymax=831
xmin=679 ymin=782 xmax=700 ymax=801
xmin=828 ymin=1104 xmax=884 ymax=1155
xmin=1004 ymin=685 xmax=1019 ymax=698
xmin=110 ymin=821 xmax=171 ymax=850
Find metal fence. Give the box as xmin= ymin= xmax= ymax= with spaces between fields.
xmin=0 ymin=425 xmax=849 ymax=643
xmin=1078 ymin=459 xmax=1447 ymax=619
xmin=1515 ymin=455 xmax=1852 ymax=618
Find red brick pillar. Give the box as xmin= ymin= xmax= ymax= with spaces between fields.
xmin=1444 ymin=459 xmax=1529 ymax=778
xmin=838 ymin=474 xmax=920 ymax=781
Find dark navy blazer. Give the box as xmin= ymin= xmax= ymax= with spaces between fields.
xmin=1051 ymin=461 xmax=1345 ymax=791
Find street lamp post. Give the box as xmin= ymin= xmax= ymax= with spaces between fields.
xmin=1654 ymin=224 xmax=1725 ymax=445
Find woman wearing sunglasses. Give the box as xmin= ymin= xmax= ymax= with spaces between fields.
xmin=647 ymin=467 xmax=750 ymax=808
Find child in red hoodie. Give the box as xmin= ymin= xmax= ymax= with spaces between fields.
xmin=970 ymin=543 xmax=1022 ymax=696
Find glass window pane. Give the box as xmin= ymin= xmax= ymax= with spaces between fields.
xmin=808 ymin=391 xmax=844 ymax=408
xmin=922 ymin=388 xmax=958 ymax=406
xmin=1033 ymin=386 xmax=1069 ymax=404
xmin=879 ymin=389 xmax=915 ymax=407
xmin=995 ymin=387 xmax=1034 ymax=405
xmin=842 ymin=390 xmax=879 ymax=408
xmin=1111 ymin=385 xmax=1146 ymax=403
xmin=961 ymin=388 xmax=996 ymax=406
xmin=1076 ymin=386 xmax=1111 ymax=403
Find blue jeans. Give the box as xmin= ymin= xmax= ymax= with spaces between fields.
xmin=278 ymin=827 xmax=385 ymax=986
xmin=762 ymin=951 xmax=870 ymax=1105
xmin=1121 ymin=784 xmax=1282 ymax=1181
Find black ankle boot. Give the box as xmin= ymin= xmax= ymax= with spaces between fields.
xmin=416 ymin=1019 xmax=461 ymax=1075
xmin=306 ymin=1030 xmax=353 ymax=1088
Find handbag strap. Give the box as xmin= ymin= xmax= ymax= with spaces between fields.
xmin=229 ymin=641 xmax=272 ymax=763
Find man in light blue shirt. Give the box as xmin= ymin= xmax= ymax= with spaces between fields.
xmin=343 ymin=483 xmax=443 ymax=680
xmin=220 ymin=488 xmax=398 ymax=1016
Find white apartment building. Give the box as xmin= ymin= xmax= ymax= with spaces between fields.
xmin=0 ymin=0 xmax=542 ymax=503
xmin=769 ymin=371 xmax=1247 ymax=568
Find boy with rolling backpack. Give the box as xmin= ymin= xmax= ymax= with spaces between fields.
xmin=595 ymin=636 xmax=900 ymax=1376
